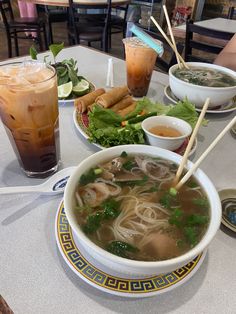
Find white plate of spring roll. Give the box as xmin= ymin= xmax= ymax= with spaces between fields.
xmin=73 ymin=86 xmax=133 ymax=150
xmin=73 ymin=109 xmax=197 ymax=156
xmin=73 ymin=86 xmax=198 ymax=157
xmin=73 ymin=109 xmax=103 ymax=150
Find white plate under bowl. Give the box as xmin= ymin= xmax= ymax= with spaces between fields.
xmin=55 ymin=200 xmax=207 ymax=298
xmin=73 ymin=110 xmax=197 ymax=157
xmin=164 ymin=85 xmax=236 ymax=114
xmin=58 ymin=82 xmax=96 ymax=106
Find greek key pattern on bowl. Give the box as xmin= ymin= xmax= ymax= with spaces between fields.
xmin=57 ymin=202 xmax=202 ymax=294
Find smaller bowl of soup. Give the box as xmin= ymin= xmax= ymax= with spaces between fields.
xmin=169 ymin=62 xmax=236 ymax=108
xmin=64 ymin=145 xmax=222 ymax=276
xmin=142 ymin=116 xmax=192 ymax=151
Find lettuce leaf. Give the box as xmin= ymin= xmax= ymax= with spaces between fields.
xmin=87 ymin=98 xmax=207 ymax=147
xmin=88 ymin=125 xmax=145 ymax=147
xmin=137 ymin=97 xmax=172 ymax=115
xmin=135 ymin=98 xmax=207 ymax=129
xmin=88 ymin=106 xmax=144 ymax=147
xmin=166 ymin=98 xmax=204 ymax=128
xmin=88 ymin=105 xmax=122 ymax=130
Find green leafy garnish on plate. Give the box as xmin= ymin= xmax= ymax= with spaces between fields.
xmin=86 ymin=97 xmax=208 ymax=148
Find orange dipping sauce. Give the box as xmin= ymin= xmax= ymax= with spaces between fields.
xmin=149 ymin=125 xmax=182 ymax=137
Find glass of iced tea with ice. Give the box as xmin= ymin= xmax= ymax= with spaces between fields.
xmin=123 ymin=37 xmax=158 ymax=97
xmin=0 ymin=60 xmax=60 ymax=178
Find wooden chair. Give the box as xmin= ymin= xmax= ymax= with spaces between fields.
xmin=185 ymin=19 xmax=234 ymax=63
xmin=227 ymin=6 xmax=235 ymax=19
xmin=110 ymin=4 xmax=129 ymax=38
xmin=130 ymin=23 xmax=184 ymax=73
xmin=44 ymin=6 xmax=68 ymax=45
xmin=67 ymin=0 xmax=111 ymax=52
xmin=0 ymin=0 xmax=48 ymax=58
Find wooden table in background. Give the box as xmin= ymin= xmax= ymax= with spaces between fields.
xmin=172 ymin=17 xmax=236 ymax=47
xmin=29 ymin=0 xmax=131 ymax=7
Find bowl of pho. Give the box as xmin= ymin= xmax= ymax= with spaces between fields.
xmin=169 ymin=62 xmax=236 ymax=108
xmin=64 ymin=145 xmax=221 ymax=276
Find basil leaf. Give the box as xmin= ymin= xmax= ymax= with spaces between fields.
xmin=67 ymin=65 xmax=79 ymax=86
xmin=49 ymin=43 xmax=64 ymax=60
xmin=58 ymin=74 xmax=69 ymax=86
xmin=29 ymin=46 xmax=38 ymax=60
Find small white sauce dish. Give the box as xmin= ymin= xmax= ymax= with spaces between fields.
xmin=142 ymin=115 xmax=192 ymax=151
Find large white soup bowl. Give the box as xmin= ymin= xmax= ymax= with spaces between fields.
xmin=64 ymin=145 xmax=222 ymax=276
xmin=169 ymin=62 xmax=236 ymax=108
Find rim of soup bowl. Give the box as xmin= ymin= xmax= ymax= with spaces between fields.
xmin=169 ymin=62 xmax=236 ymax=91
xmin=64 ymin=145 xmax=222 ymax=271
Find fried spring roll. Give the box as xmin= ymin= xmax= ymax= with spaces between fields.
xmin=95 ymin=86 xmax=129 ymax=108
xmin=87 ymin=102 xmax=96 ymax=112
xmin=110 ymin=95 xmax=134 ymax=113
xmin=74 ymin=88 xmax=105 ymax=113
xmin=117 ymin=102 xmax=137 ymax=117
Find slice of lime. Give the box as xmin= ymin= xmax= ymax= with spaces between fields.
xmin=58 ymin=81 xmax=73 ymax=99
xmin=72 ymin=79 xmax=90 ymax=96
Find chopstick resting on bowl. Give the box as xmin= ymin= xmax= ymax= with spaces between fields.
xmin=173 ymin=97 xmax=210 ymax=185
xmin=150 ymin=16 xmax=189 ymax=69
xmin=174 ymin=115 xmax=236 ymax=190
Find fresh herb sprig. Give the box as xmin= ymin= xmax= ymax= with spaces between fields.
xmin=30 ymin=43 xmax=80 ymax=87
xmin=82 ymin=199 xmax=121 ymax=234
xmin=106 ymin=241 xmax=139 ymax=258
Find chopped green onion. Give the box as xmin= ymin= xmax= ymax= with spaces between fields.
xmin=94 ymin=168 xmax=102 ymax=175
xmin=120 ymin=151 xmax=128 ymax=157
xmin=169 ymin=187 xmax=178 ymax=196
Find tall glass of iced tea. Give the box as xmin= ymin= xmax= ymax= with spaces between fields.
xmin=0 ymin=61 xmax=60 ymax=178
xmin=123 ymin=37 xmax=158 ymax=97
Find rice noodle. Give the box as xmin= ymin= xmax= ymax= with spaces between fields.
xmin=96 ymin=230 xmax=101 ymax=241
xmin=111 ymin=191 xmax=170 ymax=246
xmin=75 ymin=191 xmax=83 ymax=207
xmin=186 ymin=186 xmax=203 ymax=197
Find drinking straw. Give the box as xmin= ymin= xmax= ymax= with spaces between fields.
xmin=130 ymin=24 xmax=164 ymax=55
xmin=106 ymin=57 xmax=114 ymax=87
xmin=162 ymin=4 xmax=182 ymax=68
xmin=110 ymin=58 xmax=114 ymax=88
xmin=173 ymin=98 xmax=210 ymax=185
xmin=150 ymin=16 xmax=189 ymax=69
xmin=175 ymin=115 xmax=236 ymax=190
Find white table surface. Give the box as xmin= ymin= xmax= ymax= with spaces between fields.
xmin=175 ymin=17 xmax=236 ymax=34
xmin=0 ymin=45 xmax=236 ymax=314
